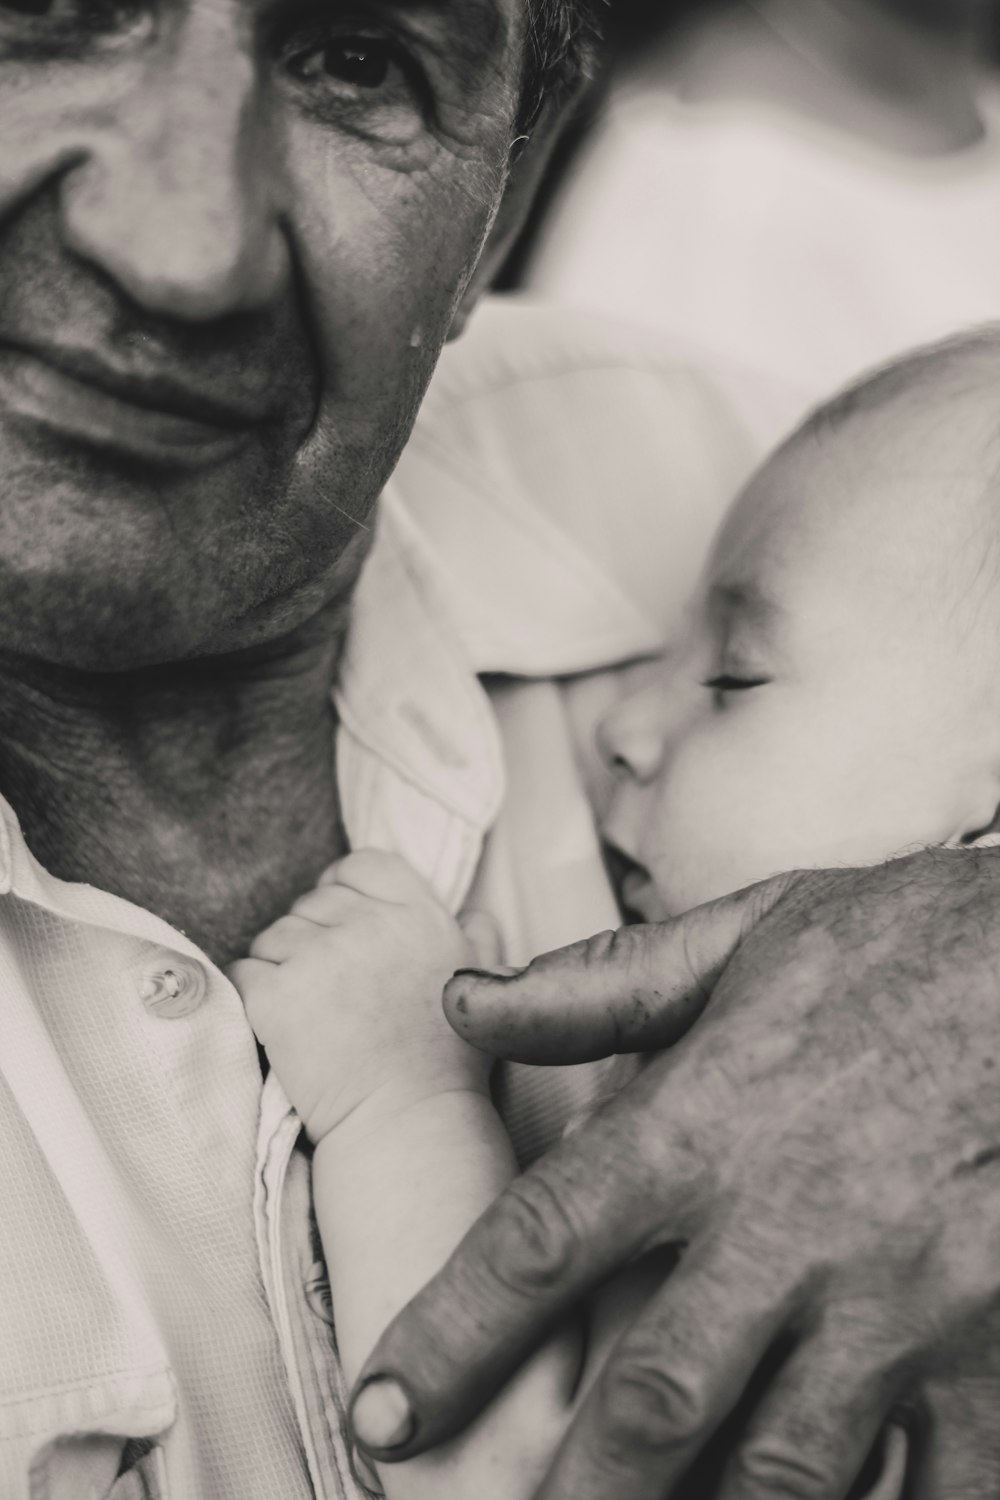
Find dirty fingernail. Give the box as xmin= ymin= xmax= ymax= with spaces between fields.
xmin=451 ymin=965 xmax=524 ymax=981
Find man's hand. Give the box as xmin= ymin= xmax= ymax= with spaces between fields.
xmin=347 ymin=849 xmax=1000 ymax=1499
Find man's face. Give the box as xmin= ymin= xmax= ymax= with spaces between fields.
xmin=0 ymin=0 xmax=521 ymax=668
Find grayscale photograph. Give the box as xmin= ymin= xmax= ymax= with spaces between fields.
xmin=1 ymin=0 xmax=999 ymax=1495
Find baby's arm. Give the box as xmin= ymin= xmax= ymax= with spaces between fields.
xmin=231 ymin=850 xmax=580 ymax=1500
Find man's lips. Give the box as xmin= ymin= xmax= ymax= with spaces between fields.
xmin=0 ymin=339 xmax=273 ymax=468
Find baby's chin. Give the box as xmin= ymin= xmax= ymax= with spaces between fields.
xmin=626 ymin=876 xmax=671 ymax=924
xmin=618 ymin=865 xmax=673 ymax=925
xmin=602 ymin=839 xmax=677 ymax=924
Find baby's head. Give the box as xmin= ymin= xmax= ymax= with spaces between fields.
xmin=601 ymin=328 xmax=1000 ymax=920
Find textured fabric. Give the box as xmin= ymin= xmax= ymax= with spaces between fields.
xmin=0 ymin=298 xmax=747 ymax=1498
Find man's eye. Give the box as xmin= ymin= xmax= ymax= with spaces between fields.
xmin=294 ymin=36 xmax=393 ymax=89
xmin=282 ymin=26 xmax=430 ymax=140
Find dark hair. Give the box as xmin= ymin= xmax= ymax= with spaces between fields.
xmin=518 ymin=0 xmax=603 ymax=131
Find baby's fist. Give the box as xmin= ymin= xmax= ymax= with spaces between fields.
xmin=230 ymin=851 xmax=485 ymax=1142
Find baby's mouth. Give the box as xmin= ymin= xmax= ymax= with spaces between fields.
xmin=601 ymin=840 xmax=670 ymax=925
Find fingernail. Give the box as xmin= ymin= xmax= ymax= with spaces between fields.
xmin=451 ymin=965 xmax=524 ymax=981
xmin=350 ymin=1376 xmax=416 ymax=1451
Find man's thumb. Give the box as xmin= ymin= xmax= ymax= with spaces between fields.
xmin=443 ymin=872 xmax=797 ymax=1064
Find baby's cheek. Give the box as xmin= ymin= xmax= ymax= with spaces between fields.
xmin=645 ymin=740 xmax=785 ymax=913
xmin=642 ymin=757 xmax=731 ymax=912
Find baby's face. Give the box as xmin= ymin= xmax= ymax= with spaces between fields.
xmin=600 ymin=407 xmax=999 ymax=920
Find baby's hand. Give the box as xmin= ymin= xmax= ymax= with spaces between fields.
xmin=229 ymin=851 xmax=489 ymax=1144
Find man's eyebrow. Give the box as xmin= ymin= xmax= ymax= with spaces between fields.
xmin=378 ymin=0 xmax=510 ymax=73
xmin=269 ymin=0 xmax=512 ymax=78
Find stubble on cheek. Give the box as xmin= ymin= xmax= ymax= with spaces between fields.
xmin=298 ymin=116 xmax=507 ymax=421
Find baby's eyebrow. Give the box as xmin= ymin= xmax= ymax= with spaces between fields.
xmin=707 ymin=581 xmax=780 ymax=631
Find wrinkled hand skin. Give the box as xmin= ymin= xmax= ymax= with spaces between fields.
xmin=352 ymin=849 xmax=1000 ymax=1500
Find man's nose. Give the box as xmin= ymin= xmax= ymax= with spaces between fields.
xmin=60 ymin=37 xmax=288 ymax=321
xmin=596 ymin=681 xmax=670 ymax=784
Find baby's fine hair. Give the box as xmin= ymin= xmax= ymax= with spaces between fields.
xmin=800 ymin=324 xmax=1000 ymax=445
xmin=796 ymin=326 xmax=1000 ymax=649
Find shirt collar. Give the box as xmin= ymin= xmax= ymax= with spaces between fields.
xmin=334 ymin=491 xmax=505 ymax=832
xmin=386 ymin=417 xmax=664 ymax=679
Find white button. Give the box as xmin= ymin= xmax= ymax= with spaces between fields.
xmin=138 ymin=958 xmax=207 ymax=1018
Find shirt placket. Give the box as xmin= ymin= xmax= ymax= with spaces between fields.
xmin=252 ymin=773 xmax=496 ymax=1498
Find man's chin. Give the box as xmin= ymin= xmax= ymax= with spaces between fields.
xmin=0 ymin=416 xmax=291 ymax=667
xmin=0 ymin=386 xmax=387 ymax=671
xmin=0 ymin=497 xmax=222 ymax=672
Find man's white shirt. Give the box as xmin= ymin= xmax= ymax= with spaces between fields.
xmin=0 ymin=299 xmax=752 ymax=1499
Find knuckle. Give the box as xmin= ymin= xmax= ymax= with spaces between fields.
xmin=488 ymin=1174 xmax=582 ymax=1295
xmin=597 ymin=1349 xmax=709 ymax=1466
xmin=247 ymin=928 xmax=276 ymax=958
xmin=727 ymin=1440 xmax=834 ymax=1499
xmin=679 ymin=912 xmax=714 ymax=1002
xmin=291 ymin=888 xmax=329 ymax=918
xmin=340 ymin=850 xmax=371 ymax=870
xmin=576 ymin=928 xmax=619 ymax=968
xmin=341 ymin=848 xmax=388 ymax=883
xmin=742 ymin=868 xmax=801 ymax=931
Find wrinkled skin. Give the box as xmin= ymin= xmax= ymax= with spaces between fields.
xmin=351 ymin=849 xmax=1000 ymax=1499
xmin=0 ymin=0 xmax=530 ymax=670
xmin=0 ymin=0 xmax=560 ymax=958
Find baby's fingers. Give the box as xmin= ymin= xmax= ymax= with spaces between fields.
xmin=317 ymin=849 xmax=433 ymax=904
xmin=227 ymin=955 xmax=278 ymax=1037
xmin=289 ymin=883 xmax=364 ymax=927
xmin=457 ymin=908 xmax=504 ymax=970
xmin=249 ymin=912 xmax=323 ymax=963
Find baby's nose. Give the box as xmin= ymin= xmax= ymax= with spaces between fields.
xmin=596 ymin=687 xmax=667 ymax=783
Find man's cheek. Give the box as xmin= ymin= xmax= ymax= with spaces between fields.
xmin=0 ymin=64 xmax=140 ymax=211
xmin=290 ymin=120 xmax=500 ymax=252
xmin=289 ymin=172 xmax=490 ymax=405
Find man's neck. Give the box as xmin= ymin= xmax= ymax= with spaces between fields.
xmin=0 ymin=609 xmax=352 ymax=966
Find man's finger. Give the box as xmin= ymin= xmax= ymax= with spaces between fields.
xmin=532 ymin=1245 xmax=792 ymax=1500
xmin=443 ymin=872 xmax=799 ymax=1063
xmin=715 ymin=1336 xmax=902 ymax=1500
xmin=349 ymin=1076 xmax=706 ymax=1460
xmin=912 ymin=1374 xmax=1000 ymax=1498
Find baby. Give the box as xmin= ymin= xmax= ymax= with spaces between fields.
xmin=231 ymin=327 xmax=1000 ymax=1500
